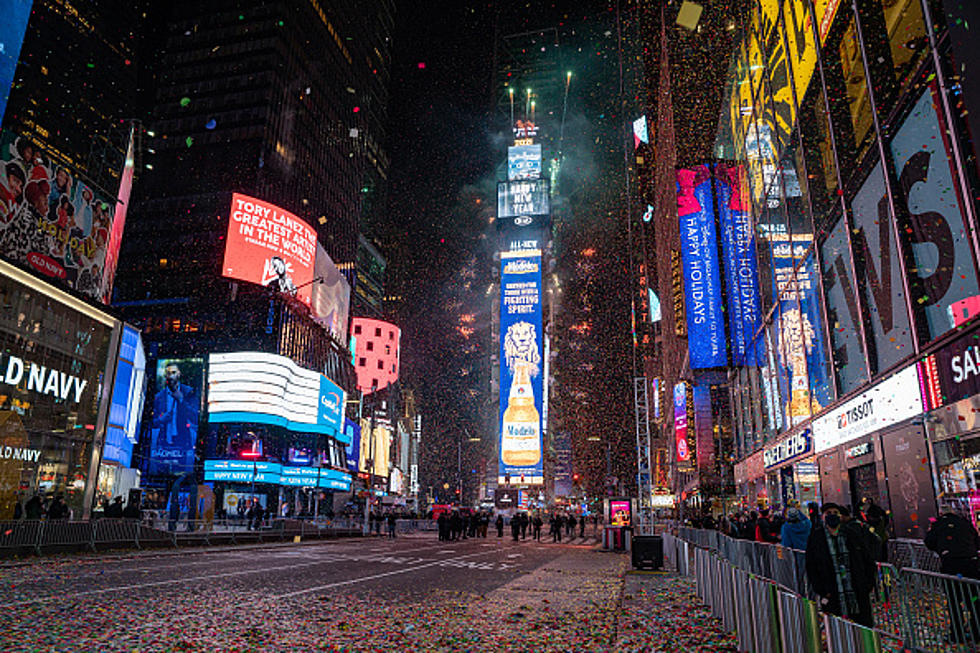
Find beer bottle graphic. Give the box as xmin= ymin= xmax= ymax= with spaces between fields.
xmin=501 ymin=362 xmax=541 ymax=466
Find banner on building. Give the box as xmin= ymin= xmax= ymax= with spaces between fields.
xmin=498 ymin=249 xmax=544 ymax=485
xmin=147 ymin=357 xmax=204 ymax=476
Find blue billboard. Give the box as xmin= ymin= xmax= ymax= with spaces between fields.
xmin=715 ymin=163 xmax=761 ymax=366
xmin=203 ymin=460 xmax=352 ymax=491
xmin=344 ymin=418 xmax=361 ymax=472
xmin=508 ymin=144 xmax=542 ymax=181
xmin=104 ymin=325 xmax=146 ymax=467
xmin=0 ymin=1 xmax=31 ymax=125
xmin=147 ymin=357 xmax=203 ymax=475
xmin=676 ymin=165 xmax=727 ymax=368
xmin=498 ymin=249 xmax=544 ymax=484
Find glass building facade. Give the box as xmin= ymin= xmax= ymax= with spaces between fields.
xmin=722 ymin=0 xmax=980 ymax=526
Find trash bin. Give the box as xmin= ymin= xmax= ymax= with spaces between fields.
xmin=631 ymin=534 xmax=663 ymax=570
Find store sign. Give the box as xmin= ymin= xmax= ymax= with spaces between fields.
xmin=918 ymin=322 xmax=980 ymax=409
xmin=0 ymin=446 xmax=40 ymax=462
xmin=812 ymin=365 xmax=923 ymax=453
xmin=208 ymin=352 xmax=345 ymax=435
xmin=844 ymin=441 xmax=873 ymax=460
xmin=676 ymin=166 xmax=726 ymax=368
xmin=763 ymin=429 xmax=811 ymax=469
xmin=0 ymin=352 xmax=89 ymax=403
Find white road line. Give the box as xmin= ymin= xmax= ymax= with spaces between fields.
xmin=273 ymin=548 xmax=510 ymax=599
xmin=0 ymin=559 xmax=345 ymax=608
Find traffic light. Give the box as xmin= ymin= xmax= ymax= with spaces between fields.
xmin=572 ymin=473 xmax=580 ymax=483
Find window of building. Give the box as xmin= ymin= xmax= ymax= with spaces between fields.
xmin=354 ymin=324 xmax=361 ymax=334
xmin=857 ymin=0 xmax=929 ymax=122
xmin=366 ymin=341 xmax=374 ymax=351
xmin=389 ymin=330 xmax=394 ymax=340
xmin=377 ymin=360 xmax=384 ymax=370
xmin=375 ymin=327 xmax=381 ymax=337
xmin=358 ymin=357 xmax=366 ymax=367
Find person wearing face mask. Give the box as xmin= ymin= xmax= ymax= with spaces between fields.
xmin=804 ymin=503 xmax=877 ymax=628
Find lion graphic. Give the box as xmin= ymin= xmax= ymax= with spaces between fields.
xmin=504 ymin=321 xmax=540 ymax=375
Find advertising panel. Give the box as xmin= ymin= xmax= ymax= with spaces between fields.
xmin=918 ymin=320 xmax=980 ymax=409
xmin=674 ymin=382 xmax=689 ymax=464
xmin=764 ymin=429 xmax=812 ymax=470
xmin=358 ymin=419 xmax=390 ymax=478
xmin=103 ymin=325 xmax=146 ymax=467
xmin=553 ymin=431 xmax=573 ymax=497
xmin=850 ymin=161 xmax=914 ymax=376
xmin=693 ymin=385 xmax=714 ymax=476
xmin=820 ymin=215 xmax=867 ymax=395
xmin=890 ymin=87 xmax=980 ymax=342
xmin=0 ymin=1 xmax=31 ymax=124
xmin=208 ymin=352 xmax=345 ymax=436
xmin=0 ymin=130 xmax=119 ymax=301
xmin=496 ymin=179 xmax=550 ymax=219
xmin=101 ymin=126 xmax=135 ymax=304
xmin=609 ymin=499 xmax=632 ymax=527
xmin=147 ymin=357 xmax=203 ymax=476
xmin=507 ymin=144 xmax=542 ymax=181
xmin=881 ymin=426 xmax=936 ymax=539
xmin=676 ymin=166 xmax=726 ymax=368
xmin=811 ymin=364 xmax=923 ymax=453
xmin=498 ymin=249 xmax=544 ymax=485
xmin=221 ymin=193 xmax=317 ymax=305
xmin=203 ymin=460 xmax=351 ymax=490
xmin=770 ymin=233 xmax=831 ymax=425
xmin=715 ymin=163 xmax=761 ymax=366
xmin=311 ymin=242 xmax=350 ymax=342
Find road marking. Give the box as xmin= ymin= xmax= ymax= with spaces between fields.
xmin=506 ymin=554 xmax=522 ymax=559
xmin=0 ymin=559 xmax=346 ymax=608
xmin=273 ymin=548 xmax=511 ymax=599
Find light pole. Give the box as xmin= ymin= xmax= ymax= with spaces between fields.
xmin=362 ymin=381 xmax=378 ymax=535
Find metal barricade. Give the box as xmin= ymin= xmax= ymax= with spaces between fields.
xmin=92 ymin=519 xmax=141 ymax=551
xmin=776 ymin=587 xmax=821 ymax=653
xmin=888 ymin=537 xmax=940 ymax=572
xmin=38 ymin=520 xmax=93 ymax=551
xmin=900 ymin=566 xmax=980 ymax=652
xmin=0 ymin=519 xmax=45 ymax=555
xmin=824 ymin=613 xmax=884 ymax=653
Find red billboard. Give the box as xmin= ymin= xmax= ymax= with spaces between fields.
xmin=222 ymin=193 xmax=317 ymax=304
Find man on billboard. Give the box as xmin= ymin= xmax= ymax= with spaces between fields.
xmin=265 ymin=256 xmax=297 ymax=296
xmin=150 ymin=363 xmax=199 ymax=473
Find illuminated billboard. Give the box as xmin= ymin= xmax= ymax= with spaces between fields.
xmin=497 ymin=179 xmax=550 ymax=220
xmin=498 ymin=249 xmax=544 ymax=485
xmin=147 ymin=357 xmax=203 ymax=476
xmin=676 ymin=166 xmax=726 ymax=368
xmin=207 ymin=352 xmax=345 ymax=436
xmin=103 ymin=325 xmax=146 ymax=467
xmin=0 ymin=130 xmax=119 ymax=302
xmin=508 ymin=144 xmax=542 ymax=181
xmin=674 ymin=382 xmax=689 ymax=464
xmin=0 ymin=1 xmax=31 ymax=124
xmin=311 ymin=242 xmax=351 ymax=342
xmin=221 ymin=193 xmax=317 ymax=305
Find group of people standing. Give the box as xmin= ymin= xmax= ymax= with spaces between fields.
xmin=437 ymin=510 xmax=492 ymax=541
xmin=11 ymin=494 xmax=70 ymax=520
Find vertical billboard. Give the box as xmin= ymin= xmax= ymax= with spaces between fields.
xmin=0 ymin=131 xmax=119 ymax=301
xmin=311 ymin=242 xmax=351 ymax=342
xmin=890 ymin=86 xmax=980 ymax=341
xmin=820 ymin=215 xmax=868 ymax=395
xmin=498 ymin=249 xmax=544 ymax=485
xmin=103 ymin=325 xmax=146 ymax=467
xmin=147 ymin=357 xmax=203 ymax=476
xmin=676 ymin=166 xmax=726 ymax=368
xmin=715 ymin=163 xmax=761 ymax=366
xmin=674 ymin=382 xmax=690 ymax=465
xmin=101 ymin=126 xmax=136 ymax=304
xmin=693 ymin=384 xmax=714 ymax=477
xmin=222 ymin=193 xmax=317 ymax=305
xmin=0 ymin=1 xmax=31 ymax=124
xmin=507 ymin=144 xmax=542 ymax=181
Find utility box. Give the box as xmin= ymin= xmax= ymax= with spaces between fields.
xmin=631 ymin=535 xmax=663 ymax=570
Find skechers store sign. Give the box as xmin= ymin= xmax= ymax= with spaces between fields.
xmin=0 ymin=353 xmax=88 ymax=403
xmin=812 ymin=365 xmax=923 ymax=453
xmin=204 ymin=460 xmax=351 ymax=490
xmin=763 ymin=430 xmax=811 ymax=469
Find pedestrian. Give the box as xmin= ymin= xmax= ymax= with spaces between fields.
xmin=386 ymin=511 xmax=396 ymax=538
xmin=511 ymin=514 xmax=520 ymax=542
xmin=805 ymin=503 xmax=876 ymax=628
xmin=12 ymin=496 xmax=22 ymax=521
xmin=374 ymin=509 xmax=383 ymax=536
xmin=495 ymin=514 xmax=504 ymax=538
xmin=579 ymin=514 xmax=586 ymax=538
xmin=592 ymin=513 xmax=599 ymax=534
xmin=857 ymin=498 xmax=889 ymax=561
xmin=925 ymin=513 xmax=980 ymax=643
xmin=438 ymin=511 xmax=448 ymax=541
xmin=532 ymin=514 xmax=543 ymax=540
xmin=702 ymin=513 xmax=716 ymax=530
xmin=123 ymin=499 xmax=141 ymax=520
xmin=554 ymin=514 xmax=564 ymax=542
xmin=25 ymin=494 xmax=42 ymax=520
xmin=780 ymin=506 xmax=811 ymax=550
xmin=449 ymin=511 xmax=461 ymax=540
xmin=566 ymin=514 xmax=576 ymax=538
xmin=755 ymin=508 xmax=778 ymax=543
xmin=106 ymin=496 xmax=124 ymax=518
xmin=47 ymin=495 xmax=68 ymax=520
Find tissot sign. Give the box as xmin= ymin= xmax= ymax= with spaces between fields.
xmin=812 ymin=365 xmax=922 ymax=453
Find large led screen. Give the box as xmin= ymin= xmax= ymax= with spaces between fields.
xmin=0 ymin=130 xmax=119 ymax=302
xmin=498 ymin=249 xmax=544 ymax=485
xmin=676 ymin=165 xmax=726 ymax=368
xmin=208 ymin=351 xmax=345 ymax=436
xmin=0 ymin=1 xmax=31 ymax=125
xmin=222 ymin=193 xmax=317 ymax=305
xmin=311 ymin=242 xmax=350 ymax=342
xmin=497 ymin=179 xmax=550 ymax=218
xmin=147 ymin=357 xmax=203 ymax=475
xmin=508 ymin=144 xmax=542 ymax=181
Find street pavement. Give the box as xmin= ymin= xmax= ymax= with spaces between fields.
xmin=0 ymin=531 xmax=736 ymax=652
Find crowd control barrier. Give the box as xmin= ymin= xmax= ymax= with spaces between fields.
xmin=668 ymin=528 xmax=980 ymax=652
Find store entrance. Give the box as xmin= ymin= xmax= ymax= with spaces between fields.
xmin=848 ymin=463 xmax=880 ymax=511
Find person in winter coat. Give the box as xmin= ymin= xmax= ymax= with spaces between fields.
xmin=495 ymin=514 xmax=504 ymax=538
xmin=805 ymin=503 xmax=877 ymax=628
xmin=755 ymin=508 xmax=779 ymax=543
xmin=925 ymin=513 xmax=980 ymax=643
xmin=780 ymin=507 xmax=811 ymax=550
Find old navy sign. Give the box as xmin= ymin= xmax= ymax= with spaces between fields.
xmin=676 ymin=165 xmax=726 ymax=368
xmin=0 ymin=353 xmax=89 ymax=403
xmin=763 ymin=429 xmax=811 ymax=469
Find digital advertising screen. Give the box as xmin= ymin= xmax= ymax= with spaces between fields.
xmin=0 ymin=130 xmax=120 ymax=302
xmin=674 ymin=382 xmax=689 ymax=464
xmin=498 ymin=249 xmax=544 ymax=485
xmin=0 ymin=1 xmax=31 ymax=125
xmin=609 ymin=500 xmax=632 ymax=527
xmin=344 ymin=419 xmax=361 ymax=472
xmin=103 ymin=325 xmax=146 ymax=467
xmin=147 ymin=357 xmax=204 ymax=476
xmin=311 ymin=242 xmax=351 ymax=342
xmin=207 ymin=352 xmax=345 ymax=436
xmin=222 ymin=193 xmax=317 ymax=305
xmin=507 ymin=144 xmax=542 ymax=181
xmin=497 ymin=179 xmax=550 ymax=219
xmin=676 ymin=165 xmax=726 ymax=368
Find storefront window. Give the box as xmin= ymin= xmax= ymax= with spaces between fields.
xmin=819 ymin=212 xmax=869 ymax=394
xmin=0 ymin=273 xmax=113 ymax=519
xmin=934 ymin=435 xmax=980 ymax=526
xmin=849 ymin=156 xmax=916 ymax=377
xmin=856 ymin=0 xmax=929 ymax=121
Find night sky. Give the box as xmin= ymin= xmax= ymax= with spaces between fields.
xmin=379 ymin=1 xmax=638 ymax=500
